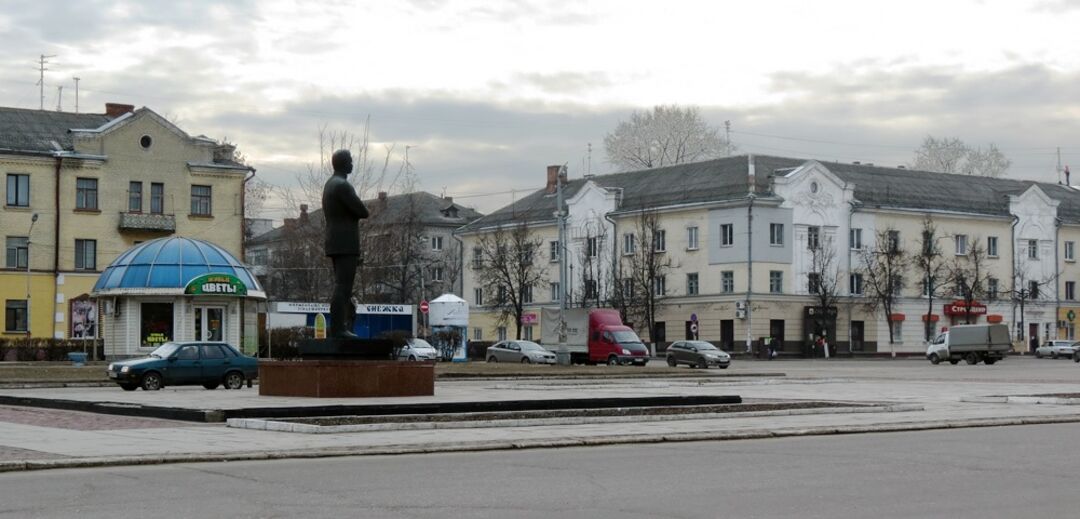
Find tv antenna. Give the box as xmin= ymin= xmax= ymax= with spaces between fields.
xmin=36 ymin=54 xmax=56 ymax=110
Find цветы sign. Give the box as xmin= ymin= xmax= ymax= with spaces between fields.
xmin=184 ymin=273 xmax=248 ymax=296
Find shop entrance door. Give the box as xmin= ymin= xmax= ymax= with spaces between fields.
xmin=194 ymin=306 xmax=226 ymax=342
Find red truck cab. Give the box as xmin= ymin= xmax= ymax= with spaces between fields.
xmin=588 ymin=309 xmax=649 ymax=365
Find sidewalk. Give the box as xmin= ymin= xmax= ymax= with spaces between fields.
xmin=4 ymin=364 xmax=1080 ymax=472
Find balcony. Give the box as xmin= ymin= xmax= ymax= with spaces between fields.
xmin=118 ymin=212 xmax=176 ymax=233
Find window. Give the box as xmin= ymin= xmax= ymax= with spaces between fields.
xmin=497 ymin=285 xmax=507 ymax=304
xmin=150 ymin=183 xmax=164 ymax=214
xmin=687 ymin=273 xmax=699 ymax=295
xmin=1067 ymin=241 xmax=1076 ymax=261
xmin=807 ymin=226 xmax=820 ymax=250
xmin=720 ymin=224 xmax=734 ymax=246
xmin=5 ymin=300 xmax=28 ymax=332
xmin=473 ymin=327 xmax=483 ymax=341
xmin=922 ymin=276 xmax=934 ymax=297
xmin=890 ymin=322 xmax=903 ymax=343
xmin=1029 ymin=239 xmax=1039 ymax=260
xmin=74 ymin=239 xmax=96 ymax=270
xmin=549 ymin=241 xmax=559 ymax=262
xmin=887 ymin=230 xmax=900 ymax=253
xmin=770 ymin=223 xmax=784 ymax=246
xmin=550 ymin=282 xmax=560 ymax=302
xmin=431 ymin=236 xmax=443 ymax=251
xmin=140 ymin=302 xmax=173 ymax=348
xmin=850 ymin=273 xmax=864 ymax=295
xmin=850 ymin=228 xmax=863 ymax=250
xmin=430 ymin=267 xmax=443 ymax=282
xmin=653 ymin=275 xmax=666 ymax=296
xmin=128 ymin=181 xmax=142 ymax=212
xmin=247 ymin=249 xmax=268 ymax=266
xmin=497 ymin=327 xmax=507 ymax=342
xmin=521 ymin=245 xmax=534 ymax=265
xmin=587 ymin=237 xmax=598 ymax=258
xmin=769 ymin=271 xmax=783 ymax=294
xmin=687 ymin=226 xmax=699 ymax=250
xmin=1067 ymin=281 xmax=1076 ymax=301
xmin=523 ymin=284 xmax=533 ymax=304
xmin=585 ymin=279 xmax=597 ymax=299
xmin=623 ymin=233 xmax=636 ymax=255
xmin=721 ymin=271 xmax=734 ymax=293
xmin=955 ymin=234 xmax=968 ymax=255
xmin=988 ymin=278 xmax=999 ymax=300
xmin=472 ymin=247 xmax=483 ymax=269
xmin=191 ymin=185 xmax=212 ymax=215
xmin=6 ymin=237 xmax=28 ymax=269
xmin=1029 ymin=281 xmax=1040 ymax=300
xmin=621 ymin=278 xmax=633 ymax=299
xmin=984 ymin=236 xmax=998 ymax=257
xmin=523 ymin=326 xmax=534 ymax=341
xmin=474 ymin=288 xmax=483 ymax=306
xmin=808 ymin=273 xmax=821 ymax=294
xmin=6 ymin=174 xmax=29 ymax=207
xmin=201 ymin=344 xmax=226 ymax=360
xmin=75 ymin=178 xmax=98 ymax=210
xmin=653 ymin=230 xmax=666 ymax=252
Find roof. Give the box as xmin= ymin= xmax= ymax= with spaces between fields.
xmin=460 ymin=154 xmax=1080 ymax=230
xmin=0 ymin=106 xmax=112 ymax=153
xmin=246 ymin=191 xmax=483 ymax=246
xmin=92 ymin=237 xmax=264 ymax=297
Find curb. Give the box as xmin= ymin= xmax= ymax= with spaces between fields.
xmin=5 ymin=412 xmax=1080 ymax=473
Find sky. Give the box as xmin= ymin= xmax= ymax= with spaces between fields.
xmin=4 ymin=0 xmax=1080 ymax=219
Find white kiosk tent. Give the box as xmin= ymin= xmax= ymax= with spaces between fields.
xmin=429 ymin=294 xmax=469 ymax=361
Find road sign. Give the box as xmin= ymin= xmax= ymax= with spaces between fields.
xmin=419 ymin=300 xmax=429 ymax=314
xmin=690 ymin=323 xmax=698 ymax=334
xmin=690 ymin=313 xmax=698 ymax=322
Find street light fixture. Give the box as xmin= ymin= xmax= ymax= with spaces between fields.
xmin=25 ymin=213 xmax=38 ymax=345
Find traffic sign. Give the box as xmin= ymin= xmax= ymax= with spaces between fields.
xmin=690 ymin=323 xmax=698 ymax=334
xmin=419 ymin=300 xmax=429 ymax=314
xmin=690 ymin=313 xmax=697 ymax=322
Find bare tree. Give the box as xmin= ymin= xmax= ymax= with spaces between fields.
xmin=264 ymin=216 xmax=331 ymax=301
xmin=946 ymin=235 xmax=992 ymax=325
xmin=859 ymin=228 xmax=909 ymax=350
xmin=362 ymin=194 xmax=428 ymax=304
xmin=619 ymin=209 xmax=675 ymax=349
xmin=574 ymin=222 xmax=610 ymax=309
xmin=806 ymin=235 xmax=841 ymax=346
xmin=473 ymin=220 xmax=548 ymax=339
xmin=603 ymin=105 xmax=733 ymax=171
xmin=914 ymin=216 xmax=949 ymax=341
xmin=912 ymin=135 xmax=1011 ymax=178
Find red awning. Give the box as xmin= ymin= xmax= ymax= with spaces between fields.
xmin=921 ymin=314 xmax=940 ymax=322
xmin=987 ymin=314 xmax=1004 ymax=323
xmin=889 ymin=313 xmax=906 ymax=322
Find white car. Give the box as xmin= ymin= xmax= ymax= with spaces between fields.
xmin=486 ymin=341 xmax=557 ymax=364
xmin=397 ymin=338 xmax=439 ymax=361
xmin=1035 ymin=340 xmax=1077 ymax=359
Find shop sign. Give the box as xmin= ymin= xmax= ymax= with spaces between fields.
xmin=276 ymin=302 xmax=331 ymax=314
xmin=943 ymin=300 xmax=987 ymax=316
xmin=359 ymin=304 xmax=412 ymax=315
xmin=521 ymin=312 xmax=538 ymax=325
xmin=184 ymin=273 xmax=247 ymax=296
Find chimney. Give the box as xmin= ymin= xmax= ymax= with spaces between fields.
xmin=283 ymin=218 xmax=296 ymax=229
xmin=105 ymin=103 xmax=135 ymax=118
xmin=1067 ymin=166 xmax=1072 ymax=186
xmin=443 ymin=196 xmax=453 ymax=203
xmin=747 ymin=155 xmax=756 ymax=194
xmin=213 ymin=143 xmax=237 ymax=163
xmin=545 ymin=165 xmax=561 ymax=194
xmin=299 ymin=204 xmax=309 ymax=223
xmin=378 ymin=191 xmax=388 ymax=201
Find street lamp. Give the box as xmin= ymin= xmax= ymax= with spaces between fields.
xmin=25 ymin=213 xmax=38 ymax=345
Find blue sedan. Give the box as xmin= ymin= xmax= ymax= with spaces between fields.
xmin=106 ymin=342 xmax=258 ymax=391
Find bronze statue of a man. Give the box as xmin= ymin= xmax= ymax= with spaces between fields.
xmin=322 ymin=149 xmax=369 ymax=339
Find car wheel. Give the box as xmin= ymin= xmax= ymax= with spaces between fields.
xmin=224 ymin=371 xmax=245 ymax=390
xmin=1036 ymin=351 xmax=1043 ymax=358
xmin=141 ymin=372 xmax=163 ymax=391
xmin=949 ymin=359 xmax=960 ymax=365
xmin=696 ymin=358 xmax=708 ymax=369
xmin=409 ymin=355 xmax=416 ymax=361
xmin=984 ymin=357 xmax=998 ymax=365
xmin=719 ymin=364 xmax=729 ymax=369
xmin=487 ymin=356 xmax=497 ymax=363
xmin=667 ymin=356 xmax=677 ymax=367
xmin=1052 ymin=352 xmax=1059 ymax=359
xmin=521 ymin=357 xmax=531 ymax=364
xmin=929 ymin=353 xmax=941 ymax=365
xmin=119 ymin=383 xmax=138 ymax=391
xmin=203 ymin=382 xmax=219 ymax=390
xmin=965 ymin=352 xmax=979 ymax=365
xmin=1075 ymin=355 xmax=1080 ymax=363
xmin=607 ymin=355 xmax=619 ymax=366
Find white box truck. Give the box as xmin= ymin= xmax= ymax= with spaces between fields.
xmin=926 ymin=324 xmax=1010 ymax=365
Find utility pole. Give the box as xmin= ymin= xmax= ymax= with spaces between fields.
xmin=724 ymin=120 xmax=732 ymax=157
xmin=36 ymin=54 xmax=56 ymax=110
xmin=73 ymin=77 xmax=80 ymax=113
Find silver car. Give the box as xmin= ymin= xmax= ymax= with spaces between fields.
xmin=397 ymin=338 xmax=439 ymax=361
xmin=486 ymin=340 xmax=557 ymax=364
xmin=666 ymin=340 xmax=731 ymax=369
xmin=1035 ymin=340 xmax=1077 ymax=359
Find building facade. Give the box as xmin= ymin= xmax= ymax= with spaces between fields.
xmin=458 ymin=156 xmax=1080 ymax=354
xmin=1 ymin=103 xmax=253 ymax=343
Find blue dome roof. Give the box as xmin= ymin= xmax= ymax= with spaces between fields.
xmin=93 ymin=237 xmax=263 ymax=295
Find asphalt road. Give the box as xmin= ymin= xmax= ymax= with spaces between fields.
xmin=3 ymin=422 xmax=1079 ymax=518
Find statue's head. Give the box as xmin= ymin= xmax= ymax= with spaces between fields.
xmin=331 ymin=149 xmax=353 ymax=175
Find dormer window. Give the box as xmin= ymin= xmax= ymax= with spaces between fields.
xmin=442 ymin=206 xmax=459 ymax=218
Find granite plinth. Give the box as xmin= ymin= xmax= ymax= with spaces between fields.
xmin=258 ymin=360 xmax=434 ymax=398
xmin=298 ymin=338 xmax=396 ymax=360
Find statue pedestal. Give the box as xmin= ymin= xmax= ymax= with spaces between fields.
xmin=258 ymin=360 xmax=434 ymax=398
xmin=297 ymin=338 xmax=396 ymax=360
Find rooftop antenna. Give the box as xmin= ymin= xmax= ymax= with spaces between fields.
xmin=724 ymin=120 xmax=732 ymax=156
xmin=587 ymin=142 xmax=592 ymax=177
xmin=73 ymin=77 xmax=80 ymax=113
xmin=36 ymin=54 xmax=56 ymax=110
xmin=55 ymin=85 xmax=63 ymax=111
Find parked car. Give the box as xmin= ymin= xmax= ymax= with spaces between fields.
xmin=486 ymin=341 xmax=557 ymax=364
xmin=106 ymin=342 xmax=258 ymax=391
xmin=666 ymin=340 xmax=731 ymax=369
xmin=1035 ymin=340 xmax=1078 ymax=359
xmin=396 ymin=338 xmax=439 ymax=361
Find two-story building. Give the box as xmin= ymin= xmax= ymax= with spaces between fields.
xmin=458 ymin=155 xmax=1080 ymax=354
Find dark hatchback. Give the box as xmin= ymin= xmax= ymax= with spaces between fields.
xmin=106 ymin=342 xmax=258 ymax=391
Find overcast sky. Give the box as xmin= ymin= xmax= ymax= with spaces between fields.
xmin=4 ymin=0 xmax=1080 ymax=218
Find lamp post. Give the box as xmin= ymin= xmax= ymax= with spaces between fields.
xmin=25 ymin=213 xmax=38 ymax=345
